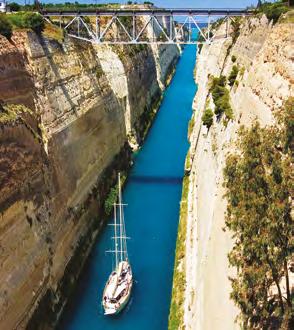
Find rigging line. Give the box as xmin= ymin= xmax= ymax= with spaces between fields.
xmin=121 ymin=201 xmax=128 ymax=261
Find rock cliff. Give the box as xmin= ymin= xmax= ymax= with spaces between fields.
xmin=0 ymin=27 xmax=179 ymax=329
xmin=177 ymin=14 xmax=293 ymax=330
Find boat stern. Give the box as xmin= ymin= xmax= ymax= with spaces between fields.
xmin=104 ymin=307 xmax=117 ymax=315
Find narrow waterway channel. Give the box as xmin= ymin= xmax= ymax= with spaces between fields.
xmin=59 ymin=43 xmax=197 ymax=330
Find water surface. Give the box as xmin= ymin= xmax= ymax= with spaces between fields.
xmin=59 ymin=43 xmax=197 ymax=330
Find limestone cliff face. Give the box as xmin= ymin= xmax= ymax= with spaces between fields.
xmin=183 ymin=15 xmax=293 ymax=330
xmin=0 ymin=29 xmax=179 ymax=329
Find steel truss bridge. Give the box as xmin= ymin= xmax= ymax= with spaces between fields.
xmin=41 ymin=8 xmax=253 ymax=45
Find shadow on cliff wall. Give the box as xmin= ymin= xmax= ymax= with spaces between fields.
xmin=37 ymin=34 xmax=129 ymax=137
xmin=37 ymin=35 xmax=78 ymax=114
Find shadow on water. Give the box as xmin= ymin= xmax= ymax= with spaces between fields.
xmin=129 ymin=175 xmax=183 ymax=185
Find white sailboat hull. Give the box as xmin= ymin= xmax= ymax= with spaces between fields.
xmin=102 ymin=261 xmax=133 ymax=315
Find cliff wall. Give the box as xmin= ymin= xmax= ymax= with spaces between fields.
xmin=179 ymin=15 xmax=293 ymax=330
xmin=0 ymin=27 xmax=179 ymax=329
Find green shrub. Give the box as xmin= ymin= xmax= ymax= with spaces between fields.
xmin=231 ymin=55 xmax=237 ymax=63
xmin=7 ymin=12 xmax=44 ymax=34
xmin=239 ymin=66 xmax=245 ymax=78
xmin=202 ymin=108 xmax=214 ymax=129
xmin=211 ymin=84 xmax=227 ymax=101
xmin=228 ymin=65 xmax=239 ymax=87
xmin=104 ymin=186 xmax=118 ymax=216
xmin=0 ymin=14 xmax=12 ymax=39
xmin=257 ymin=1 xmax=289 ymax=23
xmin=104 ymin=174 xmax=126 ymax=215
xmin=23 ymin=12 xmax=44 ymax=33
xmin=224 ymin=103 xmax=233 ymax=121
xmin=214 ymin=92 xmax=232 ymax=117
xmin=210 ymin=75 xmax=227 ymax=89
xmin=9 ymin=2 xmax=21 ymax=11
xmin=210 ymin=75 xmax=233 ymax=122
xmin=6 ymin=13 xmax=25 ymax=28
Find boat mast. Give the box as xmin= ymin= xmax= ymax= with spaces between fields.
xmin=113 ymin=203 xmax=118 ymax=269
xmin=118 ymin=173 xmax=123 ymax=263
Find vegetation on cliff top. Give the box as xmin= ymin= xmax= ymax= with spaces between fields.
xmin=8 ymin=2 xmax=120 ymax=12
xmin=223 ymin=98 xmax=294 ymax=329
xmin=8 ymin=12 xmax=44 ymax=33
xmin=0 ymin=14 xmax=12 ymax=39
xmin=8 ymin=2 xmax=154 ymax=12
xmin=257 ymin=1 xmax=290 ymax=23
xmin=0 ymin=12 xmax=44 ymax=39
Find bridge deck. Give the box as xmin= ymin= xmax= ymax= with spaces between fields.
xmin=41 ymin=8 xmax=253 ymax=17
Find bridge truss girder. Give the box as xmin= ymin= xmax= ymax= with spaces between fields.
xmin=44 ymin=11 xmax=247 ymax=45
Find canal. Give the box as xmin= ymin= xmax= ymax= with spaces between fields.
xmin=59 ymin=43 xmax=197 ymax=330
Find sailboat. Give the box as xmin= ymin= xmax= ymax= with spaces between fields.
xmin=102 ymin=173 xmax=133 ymax=315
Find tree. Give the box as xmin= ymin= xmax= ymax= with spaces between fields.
xmin=258 ymin=1 xmax=289 ymax=23
xmin=0 ymin=14 xmax=12 ymax=40
xmin=231 ymin=55 xmax=237 ymax=63
xmin=9 ymin=2 xmax=21 ymax=11
xmin=210 ymin=75 xmax=233 ymax=121
xmin=224 ymin=99 xmax=294 ymax=328
xmin=228 ymin=65 xmax=239 ymax=87
xmin=202 ymin=109 xmax=214 ymax=129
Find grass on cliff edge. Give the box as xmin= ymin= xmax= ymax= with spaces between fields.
xmin=168 ymin=172 xmax=189 ymax=330
xmin=0 ymin=11 xmax=64 ymax=42
xmin=42 ymin=23 xmax=64 ymax=43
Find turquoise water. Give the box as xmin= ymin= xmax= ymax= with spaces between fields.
xmin=59 ymin=44 xmax=197 ymax=330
